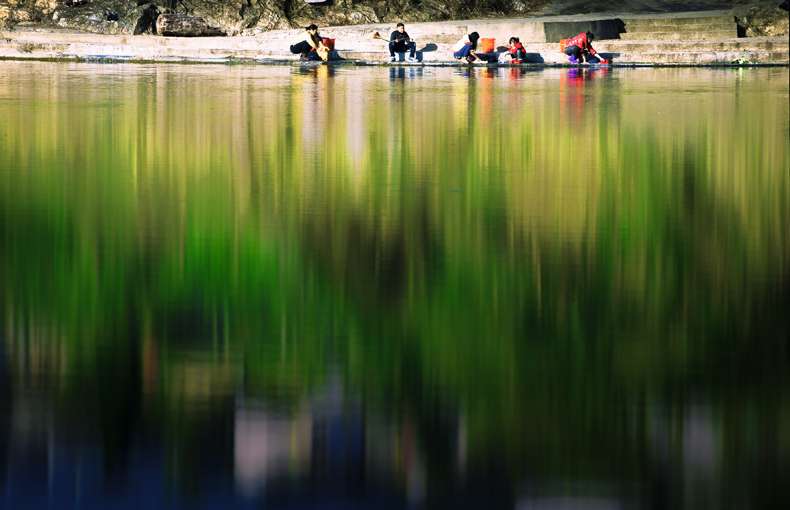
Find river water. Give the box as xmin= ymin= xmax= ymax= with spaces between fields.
xmin=0 ymin=61 xmax=788 ymax=509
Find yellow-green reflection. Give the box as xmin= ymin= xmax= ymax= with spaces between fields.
xmin=0 ymin=62 xmax=788 ymax=507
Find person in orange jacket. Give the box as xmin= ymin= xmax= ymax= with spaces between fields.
xmin=563 ymin=32 xmax=608 ymax=64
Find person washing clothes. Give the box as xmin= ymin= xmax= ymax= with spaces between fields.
xmin=563 ymin=32 xmax=608 ymax=64
xmin=453 ymin=32 xmax=480 ymax=63
xmin=504 ymin=37 xmax=526 ymax=63
xmin=290 ymin=24 xmax=329 ymax=61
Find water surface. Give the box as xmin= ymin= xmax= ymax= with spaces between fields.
xmin=1 ymin=62 xmax=788 ymax=509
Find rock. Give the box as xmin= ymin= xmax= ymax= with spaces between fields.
xmin=156 ymin=13 xmax=225 ymax=36
xmin=15 ymin=7 xmax=31 ymax=20
xmin=237 ymin=5 xmax=292 ymax=36
xmin=732 ymin=3 xmax=790 ymax=36
xmin=0 ymin=6 xmax=12 ymax=25
xmin=42 ymin=1 xmax=144 ymax=35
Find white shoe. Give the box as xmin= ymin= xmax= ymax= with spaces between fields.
xmin=390 ymin=56 xmax=396 ymax=62
xmin=407 ymin=57 xmax=417 ymax=62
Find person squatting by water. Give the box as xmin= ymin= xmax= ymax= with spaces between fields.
xmin=504 ymin=37 xmax=526 ymax=63
xmin=453 ymin=32 xmax=480 ymax=63
xmin=390 ymin=23 xmax=417 ymax=62
xmin=290 ymin=24 xmax=329 ymax=61
xmin=564 ymin=32 xmax=606 ymax=64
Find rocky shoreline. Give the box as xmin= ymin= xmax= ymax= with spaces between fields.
xmin=1 ymin=0 xmax=787 ymax=38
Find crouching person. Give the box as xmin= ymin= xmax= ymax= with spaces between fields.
xmin=453 ymin=32 xmax=480 ymax=63
xmin=290 ymin=24 xmax=329 ymax=61
xmin=563 ymin=32 xmax=607 ymax=64
xmin=505 ymin=37 xmax=526 ymax=63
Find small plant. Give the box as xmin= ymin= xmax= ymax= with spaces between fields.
xmin=730 ymin=55 xmax=749 ymax=64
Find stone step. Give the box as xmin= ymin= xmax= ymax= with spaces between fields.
xmin=594 ymin=38 xmax=788 ymax=53
xmin=5 ymin=38 xmax=782 ymax=54
xmin=296 ymin=39 xmax=790 ymax=64
xmin=2 ymin=32 xmax=270 ymax=51
xmin=333 ymin=49 xmax=788 ymax=64
xmin=378 ymin=39 xmax=785 ymax=53
xmin=233 ymin=36 xmax=785 ymax=54
xmin=2 ymin=37 xmax=787 ymax=64
xmin=258 ymin=44 xmax=790 ymax=65
xmin=2 ymin=40 xmax=785 ymax=65
xmin=281 ymin=37 xmax=787 ymax=56
xmin=621 ymin=23 xmax=737 ymax=34
xmin=599 ymin=51 xmax=789 ymax=64
xmin=619 ymin=30 xmax=739 ymax=40
xmin=0 ymin=41 xmax=265 ymax=60
xmin=622 ymin=15 xmax=734 ymax=27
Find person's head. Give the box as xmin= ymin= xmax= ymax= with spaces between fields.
xmin=469 ymin=32 xmax=480 ymax=43
xmin=397 ymin=22 xmax=405 ymax=32
xmin=307 ymin=24 xmax=318 ymax=33
xmin=509 ymin=37 xmax=519 ymax=45
xmin=586 ymin=31 xmax=595 ymax=41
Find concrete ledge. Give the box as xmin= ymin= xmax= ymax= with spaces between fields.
xmin=2 ymin=41 xmax=786 ymax=64
xmin=620 ymin=30 xmax=739 ymax=40
xmin=623 ymin=23 xmax=737 ymax=33
xmin=622 ymin=15 xmax=734 ymax=26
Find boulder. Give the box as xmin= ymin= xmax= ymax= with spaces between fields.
xmin=25 ymin=1 xmax=153 ymax=35
xmin=732 ymin=1 xmax=790 ymax=36
xmin=155 ymin=13 xmax=224 ymax=36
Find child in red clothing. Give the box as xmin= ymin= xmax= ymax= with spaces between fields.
xmin=504 ymin=37 xmax=526 ymax=64
xmin=563 ymin=32 xmax=607 ymax=64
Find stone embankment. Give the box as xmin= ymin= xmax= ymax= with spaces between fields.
xmin=1 ymin=10 xmax=788 ymax=65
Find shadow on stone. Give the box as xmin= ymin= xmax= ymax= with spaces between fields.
xmin=614 ymin=19 xmax=626 ymax=37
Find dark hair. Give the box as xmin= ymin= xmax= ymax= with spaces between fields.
xmin=586 ymin=31 xmax=595 ymax=41
xmin=468 ymin=32 xmax=480 ymax=50
xmin=307 ymin=24 xmax=318 ymax=31
xmin=509 ymin=37 xmax=519 ymax=44
xmin=396 ymin=22 xmax=404 ymax=28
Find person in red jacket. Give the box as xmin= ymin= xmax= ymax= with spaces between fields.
xmin=504 ymin=37 xmax=526 ymax=64
xmin=563 ymin=32 xmax=608 ymax=64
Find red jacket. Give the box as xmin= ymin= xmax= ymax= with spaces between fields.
xmin=566 ymin=33 xmax=597 ymax=55
xmin=506 ymin=42 xmax=525 ymax=54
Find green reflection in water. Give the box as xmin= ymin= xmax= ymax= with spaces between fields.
xmin=0 ymin=62 xmax=788 ymax=504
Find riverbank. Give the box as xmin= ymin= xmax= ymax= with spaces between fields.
xmin=1 ymin=2 xmax=788 ymax=65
